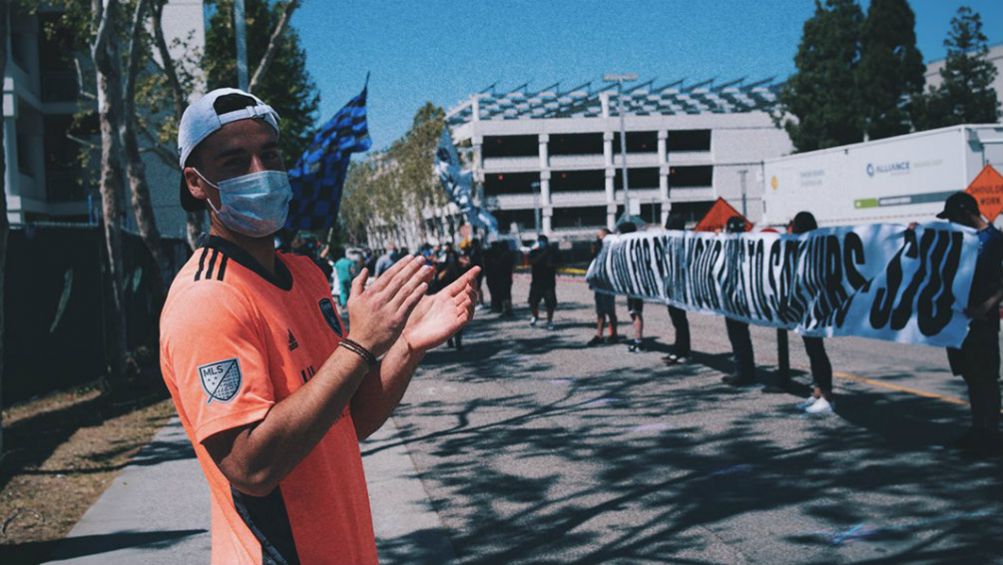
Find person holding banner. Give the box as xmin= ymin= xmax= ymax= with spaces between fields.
xmin=588 ymin=228 xmax=620 ymax=346
xmin=787 ymin=212 xmax=836 ymax=414
xmin=936 ymin=192 xmax=1003 ymax=457
xmin=721 ymin=216 xmax=758 ymax=386
xmin=663 ymin=213 xmax=691 ymax=365
xmin=618 ymin=222 xmax=647 ymax=352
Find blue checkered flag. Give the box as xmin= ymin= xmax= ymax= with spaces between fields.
xmin=434 ymin=129 xmax=499 ymax=233
xmin=286 ymin=77 xmax=372 ymax=231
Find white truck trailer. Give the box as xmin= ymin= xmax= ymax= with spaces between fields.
xmin=761 ymin=124 xmax=1003 ymax=227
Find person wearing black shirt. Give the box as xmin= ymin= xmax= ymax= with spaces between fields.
xmin=528 ymin=235 xmax=558 ymax=330
xmin=663 ymin=213 xmax=691 ymax=365
xmin=937 ymin=192 xmax=1003 ymax=457
xmin=721 ymin=216 xmax=758 ymax=386
xmin=785 ymin=212 xmax=836 ymax=414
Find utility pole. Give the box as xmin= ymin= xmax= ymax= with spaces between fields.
xmin=604 ymin=73 xmax=637 ymax=224
xmin=531 ymin=181 xmax=541 ymax=237
xmin=739 ymin=169 xmax=748 ymax=217
xmin=234 ymin=0 xmax=249 ymax=90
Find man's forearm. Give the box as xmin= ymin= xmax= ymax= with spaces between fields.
xmin=351 ymin=335 xmax=426 ymax=439
xmin=205 ymin=347 xmax=371 ymax=496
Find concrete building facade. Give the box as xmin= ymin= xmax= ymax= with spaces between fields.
xmin=2 ymin=1 xmax=204 ymax=239
xmin=447 ymin=79 xmax=794 ymax=240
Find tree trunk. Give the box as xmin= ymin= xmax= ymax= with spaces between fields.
xmin=247 ymin=0 xmax=299 ymax=94
xmin=92 ymin=0 xmax=129 ymax=391
xmin=0 ymin=0 xmax=10 ymax=455
xmin=152 ymin=0 xmax=204 ymax=251
xmin=121 ymin=0 xmax=167 ymax=298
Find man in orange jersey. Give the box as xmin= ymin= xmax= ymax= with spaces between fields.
xmin=160 ymin=88 xmax=479 ymax=565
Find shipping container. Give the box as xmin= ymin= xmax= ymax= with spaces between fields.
xmin=761 ymin=124 xmax=1003 ymax=227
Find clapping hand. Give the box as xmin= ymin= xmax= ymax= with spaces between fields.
xmin=346 ymin=256 xmax=434 ymax=357
xmin=403 ymin=267 xmax=481 ymax=352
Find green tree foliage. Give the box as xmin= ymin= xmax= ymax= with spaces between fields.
xmin=912 ymin=6 xmax=1000 ymax=129
xmin=203 ymin=0 xmax=319 ymax=164
xmin=340 ymin=103 xmax=449 ymax=245
xmin=776 ymin=0 xmax=865 ymax=152
xmin=858 ymin=0 xmax=925 ymax=140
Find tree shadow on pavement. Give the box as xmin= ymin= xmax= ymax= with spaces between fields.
xmin=0 ymin=528 xmax=206 ymax=565
xmin=385 ymin=307 xmax=1003 ymax=564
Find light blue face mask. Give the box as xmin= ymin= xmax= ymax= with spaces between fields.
xmin=195 ymin=169 xmax=291 ymax=238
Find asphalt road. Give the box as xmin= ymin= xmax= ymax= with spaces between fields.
xmin=382 ymin=274 xmax=1003 ymax=565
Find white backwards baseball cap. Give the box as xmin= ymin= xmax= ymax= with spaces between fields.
xmin=177 ymin=88 xmax=281 ymax=211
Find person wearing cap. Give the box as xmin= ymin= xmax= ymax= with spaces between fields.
xmin=935 ymin=192 xmax=1003 ymax=457
xmin=721 ymin=215 xmax=758 ymax=386
xmin=159 ymin=88 xmax=480 ymax=564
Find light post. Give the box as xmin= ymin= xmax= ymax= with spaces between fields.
xmin=739 ymin=169 xmax=748 ymax=217
xmin=604 ymin=73 xmax=638 ymax=223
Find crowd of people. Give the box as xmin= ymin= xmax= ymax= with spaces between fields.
xmin=586 ymin=199 xmax=1002 ymax=458
xmin=278 ymin=198 xmax=1001 ymax=459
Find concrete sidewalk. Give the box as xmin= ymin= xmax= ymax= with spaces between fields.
xmin=43 ymin=417 xmax=456 ymax=565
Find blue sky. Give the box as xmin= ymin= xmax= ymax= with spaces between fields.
xmin=293 ymin=1 xmax=1003 ymax=150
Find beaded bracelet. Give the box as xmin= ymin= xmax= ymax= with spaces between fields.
xmin=339 ymin=338 xmax=378 ymax=369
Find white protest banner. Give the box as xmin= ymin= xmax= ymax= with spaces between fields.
xmin=585 ymin=223 xmax=979 ymax=348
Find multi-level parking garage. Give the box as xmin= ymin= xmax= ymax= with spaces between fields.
xmin=446 ymin=78 xmax=793 ymax=239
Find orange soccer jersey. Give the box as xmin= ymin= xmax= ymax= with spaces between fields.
xmin=160 ymin=236 xmax=377 ymax=565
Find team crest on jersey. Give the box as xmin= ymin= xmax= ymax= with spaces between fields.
xmin=319 ymin=298 xmax=343 ymax=336
xmin=198 ymin=358 xmax=242 ymax=403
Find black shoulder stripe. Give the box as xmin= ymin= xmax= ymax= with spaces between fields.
xmin=216 ymin=255 xmax=229 ymax=281
xmin=205 ymin=249 xmax=219 ymax=281
xmin=193 ymin=247 xmax=209 ymax=281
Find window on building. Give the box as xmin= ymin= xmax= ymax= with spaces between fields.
xmin=482 ymin=135 xmax=538 ymax=158
xmin=614 ymin=167 xmax=659 ymax=190
xmin=549 ymin=169 xmax=605 ymax=192
xmin=669 ymin=200 xmax=716 ymax=225
xmin=668 ymin=130 xmax=711 ymax=151
xmin=44 ymin=115 xmax=88 ymax=202
xmin=493 ymin=209 xmax=538 ymax=233
xmin=484 ymin=172 xmax=539 ymax=196
xmin=551 ymin=206 xmax=607 ymax=229
xmin=549 ymin=133 xmax=603 ymax=155
xmin=669 ymin=165 xmax=713 ymax=187
xmin=611 ymin=131 xmax=658 ymax=154
xmin=38 ymin=13 xmax=80 ymax=102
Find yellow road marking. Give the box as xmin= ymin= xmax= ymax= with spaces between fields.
xmin=833 ymin=370 xmax=968 ymax=407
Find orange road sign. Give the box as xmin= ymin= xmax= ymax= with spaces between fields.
xmin=965 ymin=164 xmax=1003 ymax=222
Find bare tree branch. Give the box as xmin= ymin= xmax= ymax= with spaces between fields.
xmin=248 ymin=0 xmax=299 ymax=94
xmin=151 ymin=0 xmax=186 ymax=121
xmin=66 ymin=133 xmax=99 ymax=149
xmin=73 ymin=57 xmax=96 ymax=100
xmin=136 ymin=122 xmax=180 ymax=168
xmin=123 ymin=0 xmax=150 ymax=118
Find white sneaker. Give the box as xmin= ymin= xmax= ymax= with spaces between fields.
xmin=529 ymin=316 xmax=538 ymax=327
xmin=805 ymin=396 xmax=834 ymax=415
xmin=796 ymin=396 xmax=818 ymax=411
xmin=546 ymin=322 xmax=556 ymax=331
